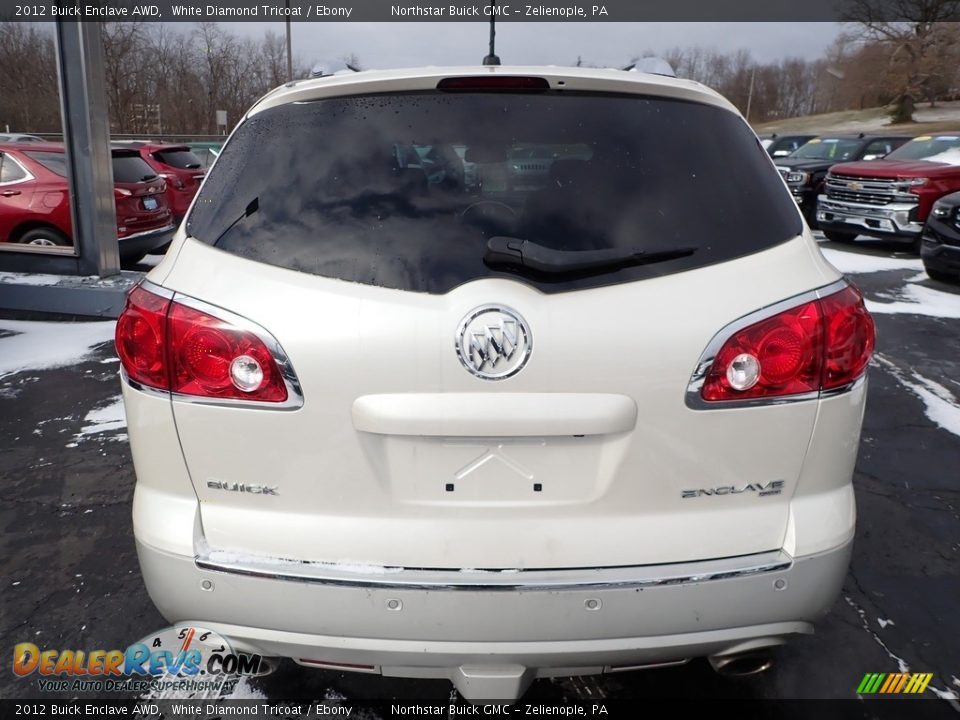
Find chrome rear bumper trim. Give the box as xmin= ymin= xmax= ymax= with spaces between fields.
xmin=194 ymin=548 xmax=793 ymax=592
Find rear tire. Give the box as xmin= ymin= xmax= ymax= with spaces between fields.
xmin=823 ymin=230 xmax=857 ymax=243
xmin=17 ymin=227 xmax=71 ymax=247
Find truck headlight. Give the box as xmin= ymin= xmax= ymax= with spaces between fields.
xmin=931 ymin=202 xmax=951 ymax=218
xmin=786 ymin=172 xmax=810 ymax=185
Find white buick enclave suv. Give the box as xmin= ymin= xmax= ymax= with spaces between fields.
xmin=117 ymin=66 xmax=875 ymax=700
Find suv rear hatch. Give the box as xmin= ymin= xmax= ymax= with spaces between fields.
xmin=160 ymin=81 xmax=835 ymax=570
xmin=111 ymin=149 xmax=171 ymax=236
xmin=150 ymin=145 xmax=205 ymax=189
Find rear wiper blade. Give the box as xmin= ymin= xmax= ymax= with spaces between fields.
xmin=209 ymin=197 xmax=259 ymax=247
xmin=485 ymin=236 xmax=696 ymax=275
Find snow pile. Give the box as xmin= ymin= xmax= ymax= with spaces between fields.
xmin=0 ymin=319 xmax=116 ymax=379
xmin=819 ymin=247 xmax=923 ymax=275
xmin=205 ymin=548 xmax=405 ymax=575
xmin=76 ymin=395 xmax=127 ymax=438
xmin=868 ymin=283 xmax=960 ymax=319
xmin=0 ymin=271 xmax=65 ymax=287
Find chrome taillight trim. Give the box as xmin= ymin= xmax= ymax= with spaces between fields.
xmin=123 ymin=279 xmax=305 ymax=411
xmin=685 ymin=278 xmax=861 ymax=410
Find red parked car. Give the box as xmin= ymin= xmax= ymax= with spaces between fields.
xmin=817 ymin=134 xmax=960 ymax=250
xmin=113 ymin=142 xmax=205 ymax=223
xmin=0 ymin=142 xmax=174 ymax=262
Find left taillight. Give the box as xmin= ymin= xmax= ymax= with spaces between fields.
xmin=160 ymin=172 xmax=185 ymax=190
xmin=115 ymin=284 xmax=291 ymax=404
xmin=116 ymin=286 xmax=169 ymax=389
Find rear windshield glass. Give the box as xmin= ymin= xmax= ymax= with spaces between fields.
xmin=188 ymin=92 xmax=801 ymax=294
xmin=153 ymin=149 xmax=203 ymax=170
xmin=112 ymin=154 xmax=158 ymax=183
xmin=25 ymin=151 xmax=67 ymax=177
xmin=886 ymin=135 xmax=960 ymax=161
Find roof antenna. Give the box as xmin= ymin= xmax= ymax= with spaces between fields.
xmin=483 ymin=0 xmax=501 ymax=65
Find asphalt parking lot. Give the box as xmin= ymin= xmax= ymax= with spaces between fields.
xmin=1 ymin=238 xmax=958 ymax=711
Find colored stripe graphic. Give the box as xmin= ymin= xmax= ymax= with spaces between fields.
xmin=858 ymin=672 xmax=933 ymax=694
xmin=905 ymin=673 xmax=933 ymax=694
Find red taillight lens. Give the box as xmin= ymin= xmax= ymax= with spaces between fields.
xmin=160 ymin=172 xmax=185 ymax=190
xmin=701 ymin=284 xmax=875 ymax=402
xmin=116 ymin=286 xmax=170 ymax=389
xmin=115 ymin=286 xmax=289 ymax=404
xmin=167 ymin=303 xmax=287 ymax=402
xmin=702 ymin=301 xmax=823 ymax=401
xmin=821 ymin=285 xmax=875 ymax=390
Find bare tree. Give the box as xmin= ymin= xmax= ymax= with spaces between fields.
xmin=841 ymin=0 xmax=960 ymax=122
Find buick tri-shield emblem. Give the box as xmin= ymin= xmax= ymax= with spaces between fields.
xmin=456 ymin=305 xmax=532 ymax=380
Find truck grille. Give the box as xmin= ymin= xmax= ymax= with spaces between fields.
xmin=825 ymin=174 xmax=899 ymax=206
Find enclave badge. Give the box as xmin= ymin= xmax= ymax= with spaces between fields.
xmin=456 ymin=305 xmax=532 ymax=380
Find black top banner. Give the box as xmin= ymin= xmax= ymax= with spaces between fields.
xmin=4 ymin=0 xmax=960 ymax=22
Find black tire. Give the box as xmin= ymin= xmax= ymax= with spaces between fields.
xmin=17 ymin=227 xmax=71 ymax=247
xmin=121 ymin=253 xmax=147 ymax=269
xmin=823 ymin=230 xmax=857 ymax=243
xmin=924 ymin=266 xmax=957 ymax=284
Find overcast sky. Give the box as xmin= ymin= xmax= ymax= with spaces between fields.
xmin=224 ymin=22 xmax=846 ymax=70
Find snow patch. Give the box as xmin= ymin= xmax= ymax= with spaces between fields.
xmin=75 ymin=396 xmax=127 ymax=438
xmin=844 ymin=596 xmax=911 ymax=674
xmin=222 ymin=677 xmax=267 ymax=700
xmin=868 ymin=283 xmax=960 ymax=319
xmin=0 ymin=271 xmax=65 ymax=287
xmin=819 ymin=248 xmax=923 ymax=275
xmin=929 ymin=686 xmax=960 ymax=702
xmin=874 ymin=355 xmax=960 ymax=437
xmin=205 ymin=548 xmax=404 ymax=575
xmin=0 ymin=319 xmax=116 ymax=379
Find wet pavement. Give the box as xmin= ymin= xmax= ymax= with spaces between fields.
xmin=1 ymin=239 xmax=958 ymax=710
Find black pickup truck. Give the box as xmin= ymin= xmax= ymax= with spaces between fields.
xmin=774 ymin=134 xmax=911 ymax=226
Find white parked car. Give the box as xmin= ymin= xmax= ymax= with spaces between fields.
xmin=116 ymin=65 xmax=875 ymax=701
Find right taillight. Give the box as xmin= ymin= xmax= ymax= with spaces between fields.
xmin=820 ymin=285 xmax=875 ymax=390
xmin=700 ymin=284 xmax=875 ymax=403
xmin=115 ymin=284 xmax=296 ymax=406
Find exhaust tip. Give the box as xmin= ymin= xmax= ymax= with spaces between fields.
xmin=709 ymin=651 xmax=774 ymax=677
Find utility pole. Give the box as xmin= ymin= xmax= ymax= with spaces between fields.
xmin=285 ymin=0 xmax=293 ymax=81
xmin=745 ymin=66 xmax=756 ymax=122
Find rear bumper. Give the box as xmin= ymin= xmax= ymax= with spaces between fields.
xmin=136 ymin=532 xmax=851 ymax=679
xmin=118 ymin=223 xmax=175 ymax=260
xmin=817 ymin=196 xmax=923 ymax=240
